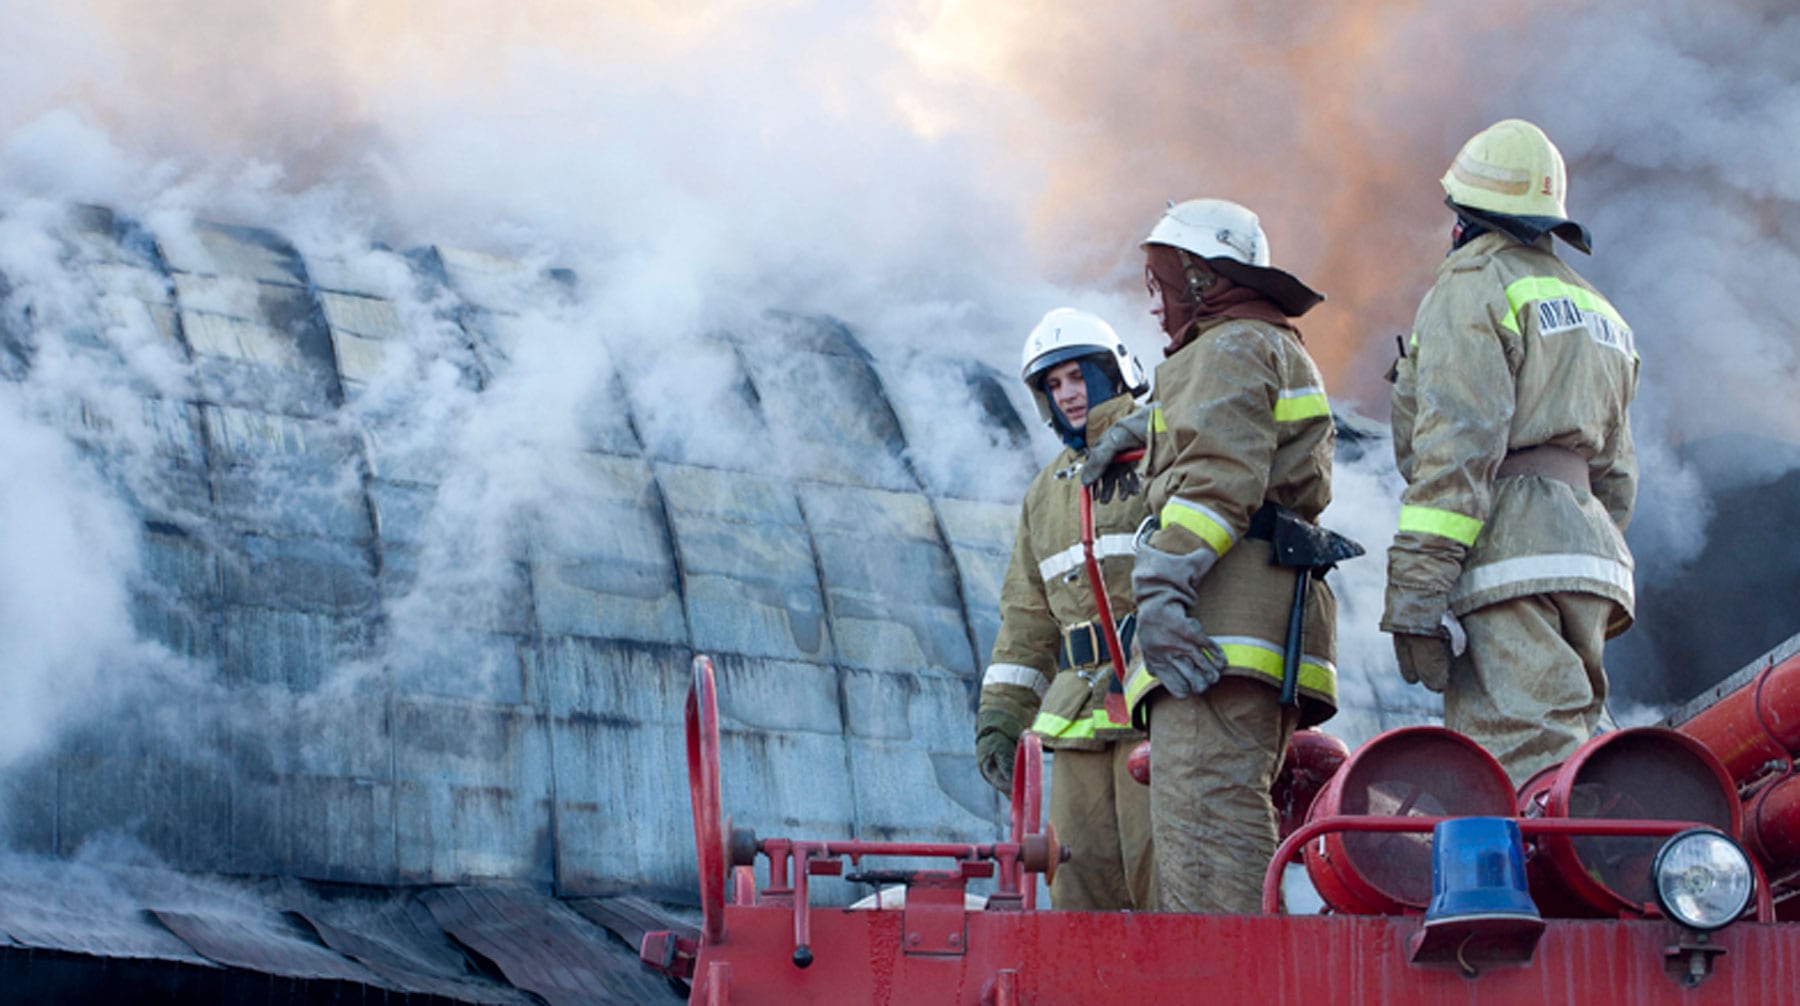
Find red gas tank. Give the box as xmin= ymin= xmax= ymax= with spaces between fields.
xmin=1274 ymin=728 xmax=1351 ymax=841
xmin=1304 ymin=726 xmax=1516 ymax=915
xmin=1517 ymin=726 xmax=1741 ymax=918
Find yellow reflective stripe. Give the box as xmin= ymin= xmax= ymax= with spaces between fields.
xmin=1159 ymin=497 xmax=1235 ymax=556
xmin=1272 ymin=386 xmax=1330 ymax=422
xmin=1213 ymin=638 xmax=1337 ymax=697
xmin=1121 ymin=644 xmax=1337 ymax=715
xmin=1409 ymin=331 xmax=1419 ymax=351
xmin=1397 ymin=504 xmax=1483 ymax=546
xmin=1123 ymin=662 xmax=1157 ymax=714
xmin=1149 ymin=406 xmax=1167 ymax=433
xmin=1499 ymin=276 xmax=1626 ymax=335
xmin=1029 ymin=707 xmax=1127 ymax=740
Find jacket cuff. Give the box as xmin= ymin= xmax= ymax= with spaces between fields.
xmin=976 ymin=706 xmax=1029 ymax=741
xmin=1132 ymin=542 xmax=1218 ymax=605
xmin=1380 ymin=584 xmax=1448 ymax=636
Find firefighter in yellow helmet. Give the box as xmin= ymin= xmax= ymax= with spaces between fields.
xmin=1081 ymin=199 xmax=1342 ymax=914
xmin=1384 ymin=118 xmax=1638 ymax=785
xmin=974 ymin=307 xmax=1156 ymax=910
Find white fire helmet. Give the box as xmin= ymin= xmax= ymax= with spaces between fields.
xmin=1019 ymin=307 xmax=1148 ymax=426
xmin=1141 ymin=197 xmax=1271 ymax=267
xmin=1141 ymin=198 xmax=1324 ymax=317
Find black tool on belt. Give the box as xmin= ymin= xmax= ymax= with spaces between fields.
xmin=1249 ymin=502 xmax=1365 ymax=708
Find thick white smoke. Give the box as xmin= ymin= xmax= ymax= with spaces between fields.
xmin=0 ymin=0 xmax=1794 ymax=775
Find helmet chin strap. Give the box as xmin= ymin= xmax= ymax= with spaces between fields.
xmin=1176 ymin=249 xmax=1217 ymax=298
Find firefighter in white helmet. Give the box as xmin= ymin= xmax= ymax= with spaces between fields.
xmin=1383 ymin=118 xmax=1638 ymax=785
xmin=975 ymin=307 xmax=1156 ymax=910
xmin=1081 ymin=199 xmax=1341 ymax=914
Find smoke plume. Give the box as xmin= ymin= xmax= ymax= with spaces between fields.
xmin=0 ymin=0 xmax=1795 ymax=772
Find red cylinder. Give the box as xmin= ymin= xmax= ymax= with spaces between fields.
xmin=1273 ymin=729 xmax=1350 ymax=841
xmin=1127 ymin=741 xmax=1151 ymax=786
xmin=1679 ymin=653 xmax=1800 ymax=783
xmin=1521 ymin=727 xmax=1742 ymax=918
xmin=1304 ymin=727 xmax=1516 ymax=915
xmin=1745 ymin=773 xmax=1800 ymax=872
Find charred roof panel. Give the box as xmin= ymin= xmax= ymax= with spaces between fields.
xmin=737 ymin=315 xmax=916 ymax=491
xmin=421 ymin=885 xmax=679 ymax=1006
xmin=530 ymin=452 xmax=686 ymax=645
xmin=149 ymin=908 xmax=382 ymax=986
xmin=801 ymin=482 xmax=975 ymax=675
xmin=530 ymin=639 xmax=698 ymax=896
xmin=391 ymin=698 xmax=553 ymax=886
xmin=661 ymin=464 xmax=828 ymax=662
xmin=159 ymin=222 xmax=309 ymax=288
xmin=280 ymin=885 xmax=537 ymax=1005
xmin=0 ymin=879 xmax=211 ymax=966
xmin=934 ymin=496 xmax=1021 ymax=672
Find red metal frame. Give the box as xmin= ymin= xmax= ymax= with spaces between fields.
xmin=1682 ymin=652 xmax=1800 ymax=784
xmin=645 ymin=656 xmax=1800 ymax=1004
xmin=1007 ymin=731 xmax=1045 ymax=910
xmin=1527 ymin=728 xmax=1744 ymax=918
xmin=1265 ymin=814 xmax=1777 ymax=922
xmin=689 ymin=656 xmax=729 ymax=945
xmin=1304 ymin=725 xmax=1517 ymax=915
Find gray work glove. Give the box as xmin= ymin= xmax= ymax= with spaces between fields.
xmin=1392 ymin=633 xmax=1452 ymax=693
xmin=975 ymin=708 xmax=1025 ymax=794
xmin=1132 ymin=544 xmax=1226 ymax=699
xmin=1079 ymin=405 xmax=1152 ymax=504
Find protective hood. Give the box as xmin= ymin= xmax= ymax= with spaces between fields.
xmin=1209 ymin=258 xmax=1326 ymax=318
xmin=1450 ymin=197 xmax=1592 ymax=255
xmin=1039 ymin=355 xmax=1132 ymax=450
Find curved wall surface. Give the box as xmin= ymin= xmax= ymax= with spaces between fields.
xmin=0 ymin=204 xmax=1438 ymax=904
xmin=0 ymin=205 xmax=1039 ymax=901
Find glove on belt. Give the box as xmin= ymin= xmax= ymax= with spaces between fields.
xmin=1080 ymin=406 xmax=1152 ymax=503
xmin=1132 ymin=544 xmax=1226 ymax=700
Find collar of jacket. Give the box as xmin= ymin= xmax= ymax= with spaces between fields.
xmin=1441 ymin=229 xmax=1556 ymax=275
xmin=1079 ymin=392 xmax=1138 ymax=447
xmin=1169 ymin=312 xmax=1294 ymax=356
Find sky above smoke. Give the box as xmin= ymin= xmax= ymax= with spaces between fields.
xmin=0 ymin=0 xmax=1796 ymax=770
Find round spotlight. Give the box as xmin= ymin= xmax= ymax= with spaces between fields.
xmin=1651 ymin=828 xmax=1754 ymax=932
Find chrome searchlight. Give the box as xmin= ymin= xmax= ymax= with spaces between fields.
xmin=1652 ymin=828 xmax=1754 ymax=932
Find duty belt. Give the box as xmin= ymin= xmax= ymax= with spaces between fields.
xmin=1057 ymin=613 xmax=1137 ymax=671
xmin=1496 ymin=444 xmax=1591 ymax=491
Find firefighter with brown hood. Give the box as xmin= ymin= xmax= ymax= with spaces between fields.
xmin=975 ymin=307 xmax=1156 ymax=911
xmin=1384 ymin=118 xmax=1638 ymax=785
xmin=1081 ymin=199 xmax=1341 ymax=914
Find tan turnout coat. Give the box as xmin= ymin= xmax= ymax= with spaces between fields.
xmin=1385 ymin=230 xmax=1638 ymax=635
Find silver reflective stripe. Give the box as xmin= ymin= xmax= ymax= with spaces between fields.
xmin=1036 ymin=533 xmax=1138 ymax=582
xmin=1450 ymin=553 xmax=1636 ymax=605
xmin=983 ymin=662 xmax=1050 ymax=697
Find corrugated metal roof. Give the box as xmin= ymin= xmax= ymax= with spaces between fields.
xmin=0 ymin=858 xmax=688 ymax=1003
xmin=422 ymin=885 xmax=682 ymax=1005
xmin=150 ymin=908 xmax=382 ymax=985
xmin=0 ymin=869 xmax=212 ymax=966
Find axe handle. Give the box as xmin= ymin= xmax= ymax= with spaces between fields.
xmin=1279 ymin=568 xmax=1307 ymax=708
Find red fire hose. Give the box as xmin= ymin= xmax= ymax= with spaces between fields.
xmin=1079 ymin=449 xmax=1142 ymax=726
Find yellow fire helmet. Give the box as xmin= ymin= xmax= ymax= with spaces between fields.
xmin=1441 ymin=118 xmax=1570 ymax=221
